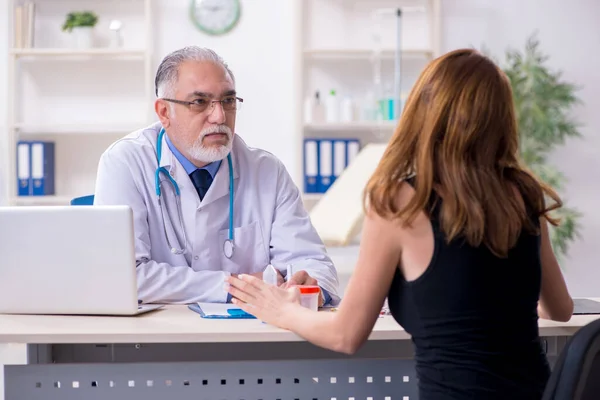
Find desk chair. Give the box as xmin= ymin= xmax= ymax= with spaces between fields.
xmin=542 ymin=318 xmax=600 ymax=400
xmin=70 ymin=195 xmax=94 ymax=206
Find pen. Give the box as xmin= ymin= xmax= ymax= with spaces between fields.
xmin=286 ymin=264 xmax=293 ymax=282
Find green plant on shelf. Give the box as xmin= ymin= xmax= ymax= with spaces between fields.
xmin=497 ymin=33 xmax=583 ymax=262
xmin=61 ymin=11 xmax=98 ymax=32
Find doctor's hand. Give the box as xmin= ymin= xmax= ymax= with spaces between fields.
xmin=225 ymin=274 xmax=302 ymax=329
xmin=232 ymin=270 xmax=285 ymax=286
xmin=282 ymin=270 xmax=324 ymax=307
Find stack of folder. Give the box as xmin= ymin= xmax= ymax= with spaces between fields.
xmin=303 ymin=138 xmax=360 ymax=194
xmin=16 ymin=141 xmax=55 ymax=196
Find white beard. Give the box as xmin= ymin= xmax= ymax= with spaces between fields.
xmin=188 ymin=125 xmax=233 ymax=163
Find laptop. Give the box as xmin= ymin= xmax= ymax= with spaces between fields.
xmin=0 ymin=205 xmax=162 ymax=316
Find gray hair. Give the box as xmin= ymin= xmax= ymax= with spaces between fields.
xmin=154 ymin=46 xmax=235 ymax=98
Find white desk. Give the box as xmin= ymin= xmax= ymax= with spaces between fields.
xmin=1 ymin=305 xmax=598 ymax=400
xmin=0 ymin=305 xmax=410 ymax=344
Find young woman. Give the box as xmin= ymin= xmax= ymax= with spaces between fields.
xmin=225 ymin=48 xmax=574 ymax=399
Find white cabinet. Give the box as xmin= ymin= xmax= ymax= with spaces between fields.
xmin=299 ymin=0 xmax=441 ymax=208
xmin=4 ymin=0 xmax=154 ymax=206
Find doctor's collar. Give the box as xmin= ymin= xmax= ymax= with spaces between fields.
xmin=161 ymin=131 xmax=229 ymax=178
xmin=164 ymin=132 xmax=199 ymax=174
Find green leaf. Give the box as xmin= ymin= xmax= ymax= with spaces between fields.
xmin=62 ymin=11 xmax=98 ymax=32
xmin=490 ymin=32 xmax=584 ymax=262
xmin=548 ymin=206 xmax=582 ymax=264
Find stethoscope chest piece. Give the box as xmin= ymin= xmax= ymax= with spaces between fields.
xmin=223 ymin=239 xmax=234 ymax=259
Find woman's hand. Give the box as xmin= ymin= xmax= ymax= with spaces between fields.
xmin=225 ymin=274 xmax=302 ymax=329
xmin=281 ymin=270 xmax=324 ymax=306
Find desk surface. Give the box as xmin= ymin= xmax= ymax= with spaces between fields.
xmin=0 ymin=304 xmax=599 ymax=344
xmin=0 ymin=306 xmax=407 ymax=344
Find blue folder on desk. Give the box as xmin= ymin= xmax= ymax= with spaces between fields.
xmin=188 ymin=303 xmax=256 ymax=319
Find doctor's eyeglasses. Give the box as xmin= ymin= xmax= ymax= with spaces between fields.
xmin=161 ymin=96 xmax=243 ymax=113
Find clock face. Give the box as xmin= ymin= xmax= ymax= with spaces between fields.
xmin=190 ymin=0 xmax=241 ymax=36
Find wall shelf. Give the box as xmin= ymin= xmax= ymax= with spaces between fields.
xmin=14 ymin=123 xmax=146 ymax=135
xmin=303 ymin=48 xmax=433 ymax=61
xmin=10 ymin=48 xmax=147 ymax=60
xmin=299 ymin=0 xmax=442 ymax=206
xmin=304 ymin=121 xmax=397 ymax=132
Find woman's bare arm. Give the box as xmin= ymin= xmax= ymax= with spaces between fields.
xmin=537 ymin=216 xmax=574 ymax=322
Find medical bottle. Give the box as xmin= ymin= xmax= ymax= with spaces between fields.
xmin=263 ymin=264 xmax=278 ymax=285
xmin=325 ymin=89 xmax=339 ymax=123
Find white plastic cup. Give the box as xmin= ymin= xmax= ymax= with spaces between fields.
xmin=263 ymin=264 xmax=278 ymax=285
xmin=296 ymin=285 xmax=320 ymax=312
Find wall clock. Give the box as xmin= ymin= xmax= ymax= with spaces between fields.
xmin=190 ymin=0 xmax=242 ymax=36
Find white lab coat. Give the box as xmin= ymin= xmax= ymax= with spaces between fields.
xmin=94 ymin=122 xmax=340 ymax=305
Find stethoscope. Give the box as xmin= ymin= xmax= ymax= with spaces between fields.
xmin=155 ymin=127 xmax=235 ymax=258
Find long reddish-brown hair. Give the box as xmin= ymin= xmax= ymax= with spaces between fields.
xmin=364 ymin=48 xmax=562 ymax=257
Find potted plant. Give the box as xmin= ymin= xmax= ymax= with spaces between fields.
xmin=62 ymin=11 xmax=98 ymax=49
xmin=498 ymin=34 xmax=582 ymax=262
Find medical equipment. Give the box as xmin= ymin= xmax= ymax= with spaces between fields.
xmin=263 ymin=264 xmax=278 ymax=285
xmin=370 ymin=6 xmax=422 ymax=123
xmin=297 ymin=286 xmax=320 ymax=312
xmin=155 ymin=128 xmax=235 ymax=257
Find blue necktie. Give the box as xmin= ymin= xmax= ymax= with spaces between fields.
xmin=189 ymin=169 xmax=213 ymax=200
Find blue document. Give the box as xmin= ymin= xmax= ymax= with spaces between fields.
xmin=188 ymin=303 xmax=256 ymax=319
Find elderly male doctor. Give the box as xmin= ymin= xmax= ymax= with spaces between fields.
xmin=94 ymin=46 xmax=340 ymax=306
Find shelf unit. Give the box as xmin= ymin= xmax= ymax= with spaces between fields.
xmin=4 ymin=0 xmax=154 ymax=206
xmin=305 ymin=121 xmax=397 ymax=132
xmin=10 ymin=48 xmax=148 ymax=59
xmin=13 ymin=122 xmax=148 ymax=135
xmin=303 ymin=48 xmax=434 ymax=60
xmin=298 ymin=0 xmax=442 ymax=207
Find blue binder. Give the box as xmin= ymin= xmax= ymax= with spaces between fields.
xmin=30 ymin=141 xmax=55 ymax=196
xmin=16 ymin=141 xmax=31 ymax=196
xmin=303 ymin=138 xmax=319 ymax=193
xmin=331 ymin=139 xmax=360 ymax=187
xmin=317 ymin=139 xmax=334 ymax=193
xmin=303 ymin=138 xmax=361 ymax=195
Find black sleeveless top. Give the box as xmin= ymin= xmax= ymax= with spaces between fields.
xmin=388 ymin=178 xmax=550 ymax=400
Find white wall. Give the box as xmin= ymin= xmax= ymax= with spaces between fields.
xmin=153 ymin=0 xmax=302 ymax=181
xmin=441 ymin=0 xmax=600 ymax=297
xmin=0 ymin=5 xmax=8 ymax=205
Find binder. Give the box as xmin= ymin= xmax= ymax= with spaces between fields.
xmin=303 ymin=138 xmax=362 ymax=195
xmin=346 ymin=139 xmax=360 ymax=166
xmin=331 ymin=138 xmax=361 ymax=187
xmin=16 ymin=141 xmax=31 ymax=196
xmin=303 ymin=139 xmax=318 ymax=193
xmin=333 ymin=140 xmax=346 ymax=186
xmin=30 ymin=141 xmax=55 ymax=196
xmin=318 ymin=139 xmax=333 ymax=193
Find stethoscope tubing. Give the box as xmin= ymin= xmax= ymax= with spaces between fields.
xmin=155 ymin=127 xmax=235 ymax=257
